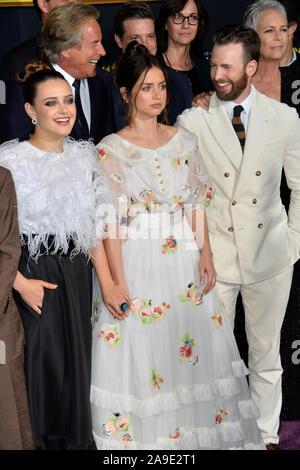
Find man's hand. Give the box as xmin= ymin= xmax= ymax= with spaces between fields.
xmin=192 ymin=91 xmax=213 ymax=110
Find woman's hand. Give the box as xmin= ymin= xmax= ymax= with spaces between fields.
xmin=14 ymin=272 xmax=57 ymax=315
xmin=199 ymin=249 xmax=216 ymax=295
xmin=101 ymin=279 xmax=131 ymax=321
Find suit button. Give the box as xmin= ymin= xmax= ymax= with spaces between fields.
xmin=224 ymin=172 xmax=230 ymax=177
xmin=256 ymin=171 xmax=261 ymax=176
xmin=258 ymin=223 xmax=263 ymax=229
xmin=228 ymin=226 xmax=234 ymax=232
xmin=252 ymin=198 xmax=257 ymax=204
xmin=232 ymin=200 xmax=237 ymax=206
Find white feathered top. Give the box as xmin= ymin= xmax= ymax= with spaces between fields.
xmin=0 ymin=138 xmax=113 ymax=260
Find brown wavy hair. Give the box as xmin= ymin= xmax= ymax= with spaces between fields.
xmin=17 ymin=60 xmax=66 ymax=104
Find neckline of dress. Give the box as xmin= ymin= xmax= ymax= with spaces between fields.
xmin=23 ymin=140 xmax=65 ymax=155
xmin=114 ymin=127 xmax=180 ymax=152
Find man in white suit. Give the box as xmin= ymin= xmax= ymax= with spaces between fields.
xmin=177 ymin=25 xmax=300 ymax=449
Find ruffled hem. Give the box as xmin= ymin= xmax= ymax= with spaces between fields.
xmin=91 ymin=361 xmax=252 ymax=419
xmin=93 ymin=420 xmax=265 ymax=450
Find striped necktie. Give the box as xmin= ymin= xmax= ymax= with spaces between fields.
xmin=232 ymin=105 xmax=245 ymax=151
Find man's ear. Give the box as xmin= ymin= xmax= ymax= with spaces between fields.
xmin=60 ymin=48 xmax=72 ymax=60
xmin=37 ymin=0 xmax=50 ymax=15
xmin=246 ymin=59 xmax=258 ymax=78
xmin=114 ymin=34 xmax=123 ymax=50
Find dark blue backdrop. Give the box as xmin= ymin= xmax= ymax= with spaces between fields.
xmin=0 ymin=1 xmax=253 ymax=63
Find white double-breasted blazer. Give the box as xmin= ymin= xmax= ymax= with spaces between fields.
xmin=177 ymin=87 xmax=300 ymax=284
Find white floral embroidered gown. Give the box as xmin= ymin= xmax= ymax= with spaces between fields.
xmin=90 ymin=127 xmax=265 ymax=450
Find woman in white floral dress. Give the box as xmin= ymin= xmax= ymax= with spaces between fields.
xmin=90 ymin=42 xmax=265 ymax=450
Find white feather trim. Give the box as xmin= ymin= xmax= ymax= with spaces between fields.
xmin=0 ymin=138 xmax=113 ymax=260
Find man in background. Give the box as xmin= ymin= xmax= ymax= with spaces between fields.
xmin=111 ymin=1 xmax=193 ymax=127
xmin=0 ymin=3 xmax=115 ymax=144
xmin=0 ymin=0 xmax=80 ymax=84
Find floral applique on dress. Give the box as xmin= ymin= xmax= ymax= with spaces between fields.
xmin=170 ymin=195 xmax=184 ymax=212
xmin=179 ymin=333 xmax=195 ymax=361
xmin=193 ymin=183 xmax=214 ymax=207
xmin=110 ymin=173 xmax=123 ymax=184
xmin=189 ymin=355 xmax=199 ymax=366
xmin=126 ymin=147 xmax=140 ymax=160
xmin=149 ymin=368 xmax=164 ymax=389
xmin=140 ymin=188 xmax=156 ymax=202
xmin=102 ymin=412 xmax=132 ymax=441
xmin=130 ymin=297 xmax=170 ymax=324
xmin=178 ymin=282 xmax=204 ymax=306
xmin=172 ymin=158 xmax=189 ymax=170
xmin=162 ymin=236 xmax=178 ymax=254
xmin=97 ymin=148 xmax=110 ymax=162
xmin=211 ymin=312 xmax=224 ymax=329
xmin=98 ymin=324 xmax=121 ymax=348
xmin=169 ymin=428 xmax=180 ymax=439
xmin=215 ymin=410 xmax=228 ymax=424
xmin=136 ymin=188 xmax=162 ymax=213
xmin=120 ymin=433 xmax=133 ymax=442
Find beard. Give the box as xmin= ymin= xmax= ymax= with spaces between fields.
xmin=212 ymin=72 xmax=248 ymax=102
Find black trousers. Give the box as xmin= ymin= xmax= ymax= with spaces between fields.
xmin=14 ymin=243 xmax=96 ymax=450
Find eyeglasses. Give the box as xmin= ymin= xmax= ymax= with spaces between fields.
xmin=171 ymin=13 xmax=199 ymax=25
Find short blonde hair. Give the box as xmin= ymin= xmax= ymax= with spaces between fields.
xmin=41 ymin=3 xmax=100 ymax=63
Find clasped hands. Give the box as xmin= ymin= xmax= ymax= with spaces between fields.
xmin=101 ymin=280 xmax=131 ymax=321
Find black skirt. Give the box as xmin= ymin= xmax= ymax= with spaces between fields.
xmin=14 ymin=240 xmax=96 ymax=450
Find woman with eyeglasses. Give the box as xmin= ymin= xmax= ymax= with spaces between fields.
xmin=156 ymin=0 xmax=211 ymax=96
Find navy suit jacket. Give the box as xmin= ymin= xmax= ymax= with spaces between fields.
xmin=0 ymin=66 xmax=115 ymax=145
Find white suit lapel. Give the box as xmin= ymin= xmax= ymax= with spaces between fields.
xmin=204 ymin=93 xmax=243 ymax=171
xmin=235 ymin=89 xmax=271 ymax=195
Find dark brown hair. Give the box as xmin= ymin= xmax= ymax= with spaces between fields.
xmin=114 ymin=1 xmax=156 ymax=39
xmin=213 ymin=24 xmax=261 ymax=65
xmin=156 ymin=0 xmax=208 ymax=56
xmin=114 ymin=41 xmax=170 ymax=124
xmin=17 ymin=60 xmax=66 ymax=104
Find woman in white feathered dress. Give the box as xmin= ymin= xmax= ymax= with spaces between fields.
xmin=90 ymin=42 xmax=265 ymax=450
xmin=0 ymin=62 xmax=128 ymax=450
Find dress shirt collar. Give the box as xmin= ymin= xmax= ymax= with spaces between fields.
xmin=51 ymin=63 xmax=75 ymax=88
xmin=224 ymin=85 xmax=254 ymax=119
xmin=51 ymin=63 xmax=91 ymax=130
xmin=222 ymin=85 xmax=254 ymax=132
